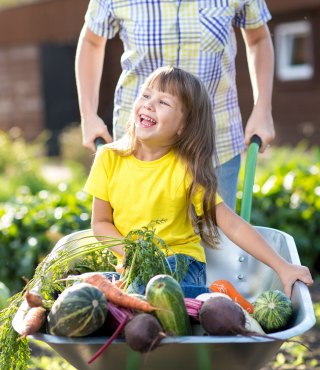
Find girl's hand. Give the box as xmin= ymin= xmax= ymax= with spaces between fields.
xmin=278 ymin=263 xmax=313 ymax=298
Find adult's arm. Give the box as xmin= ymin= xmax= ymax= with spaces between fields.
xmin=241 ymin=24 xmax=275 ymax=152
xmin=75 ymin=25 xmax=113 ymax=151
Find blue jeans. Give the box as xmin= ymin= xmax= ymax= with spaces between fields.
xmin=127 ymin=254 xmax=210 ymax=298
xmin=166 ymin=254 xmax=210 ymax=298
xmin=215 ymin=154 xmax=241 ymax=210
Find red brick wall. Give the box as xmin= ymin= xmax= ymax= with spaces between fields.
xmin=0 ymin=0 xmax=89 ymax=140
xmin=0 ymin=44 xmax=43 ymax=139
xmin=0 ymin=0 xmax=88 ymax=45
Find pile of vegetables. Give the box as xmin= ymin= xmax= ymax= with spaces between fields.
xmin=0 ymin=222 xmax=297 ymax=369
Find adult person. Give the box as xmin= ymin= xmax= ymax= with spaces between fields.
xmin=75 ymin=0 xmax=275 ymax=209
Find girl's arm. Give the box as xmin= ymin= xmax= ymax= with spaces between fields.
xmin=91 ymin=196 xmax=125 ymax=258
xmin=216 ymin=202 xmax=313 ymax=297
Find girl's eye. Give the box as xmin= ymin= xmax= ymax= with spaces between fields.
xmin=160 ymin=100 xmax=170 ymax=106
xmin=142 ymin=94 xmax=149 ymax=99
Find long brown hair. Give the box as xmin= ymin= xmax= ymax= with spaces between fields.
xmin=119 ymin=66 xmax=220 ymax=248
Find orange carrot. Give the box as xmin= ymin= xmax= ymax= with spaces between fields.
xmin=83 ymin=273 xmax=155 ymax=313
xmin=19 ymin=306 xmax=46 ymax=339
xmin=209 ymin=279 xmax=254 ymax=314
xmin=23 ymin=277 xmax=43 ymax=308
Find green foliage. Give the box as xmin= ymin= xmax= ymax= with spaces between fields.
xmin=0 ymin=292 xmax=31 ymax=370
xmin=269 ymin=301 xmax=320 ymax=369
xmin=0 ymin=186 xmax=92 ymax=292
xmin=0 ymin=130 xmax=51 ymax=202
xmin=0 ymin=282 xmax=11 ymax=310
xmin=0 ymin=130 xmax=92 ymax=293
xmin=28 ymin=340 xmax=76 ymax=369
xmin=237 ymin=142 xmax=320 ymax=275
xmin=122 ymin=220 xmax=187 ymax=290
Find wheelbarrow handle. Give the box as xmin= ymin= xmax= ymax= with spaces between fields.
xmin=94 ymin=137 xmax=106 ymax=149
xmin=240 ymin=135 xmax=262 ymax=223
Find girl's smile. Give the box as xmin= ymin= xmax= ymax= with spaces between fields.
xmin=138 ymin=114 xmax=157 ymax=127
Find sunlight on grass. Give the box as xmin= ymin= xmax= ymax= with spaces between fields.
xmin=30 ymin=340 xmax=75 ymax=370
xmin=270 ymin=302 xmax=320 ymax=370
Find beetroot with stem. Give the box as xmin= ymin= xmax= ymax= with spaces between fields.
xmin=200 ymin=297 xmax=247 ymax=336
xmin=199 ymin=296 xmax=311 ymax=350
xmin=124 ymin=313 xmax=166 ymax=353
xmin=87 ymin=302 xmax=134 ymax=364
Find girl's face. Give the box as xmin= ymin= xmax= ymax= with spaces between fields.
xmin=133 ymin=86 xmax=185 ymax=147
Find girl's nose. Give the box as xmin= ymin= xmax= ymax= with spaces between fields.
xmin=143 ymin=101 xmax=154 ymax=110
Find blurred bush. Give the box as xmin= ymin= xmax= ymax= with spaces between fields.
xmin=0 ymin=129 xmax=51 ymax=202
xmin=0 ymin=185 xmax=92 ymax=293
xmin=237 ymin=142 xmax=320 ymax=275
xmin=59 ymin=123 xmax=96 ymax=171
xmin=0 ymin=129 xmax=92 ymax=292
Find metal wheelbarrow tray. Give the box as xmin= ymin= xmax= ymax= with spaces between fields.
xmin=12 ymin=137 xmax=315 ymax=370
xmin=13 ymin=226 xmax=315 ymax=370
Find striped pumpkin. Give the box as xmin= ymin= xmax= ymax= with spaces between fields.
xmin=48 ymin=283 xmax=108 ymax=337
xmin=253 ymin=290 xmax=293 ymax=333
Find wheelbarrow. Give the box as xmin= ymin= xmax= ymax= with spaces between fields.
xmin=12 ymin=136 xmax=316 ymax=370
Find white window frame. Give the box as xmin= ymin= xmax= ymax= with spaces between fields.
xmin=274 ymin=20 xmax=314 ymax=81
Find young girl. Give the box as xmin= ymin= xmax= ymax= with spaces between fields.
xmin=84 ymin=66 xmax=312 ymax=298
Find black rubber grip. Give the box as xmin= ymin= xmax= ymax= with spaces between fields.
xmin=250 ymin=134 xmax=262 ymax=148
xmin=94 ymin=137 xmax=106 ymax=149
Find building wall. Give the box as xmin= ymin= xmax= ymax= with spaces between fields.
xmin=0 ymin=0 xmax=88 ymax=45
xmin=0 ymin=0 xmax=319 ymax=148
xmin=236 ymin=3 xmax=320 ymax=146
xmin=0 ymin=44 xmax=43 ymax=140
xmin=0 ymin=0 xmax=123 ymax=147
xmin=0 ymin=0 xmax=88 ymax=141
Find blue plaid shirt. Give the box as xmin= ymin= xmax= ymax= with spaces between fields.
xmin=85 ymin=0 xmax=271 ymax=164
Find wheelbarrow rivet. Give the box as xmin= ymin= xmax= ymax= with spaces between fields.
xmin=237 ymin=274 xmax=244 ymax=280
xmin=239 ymin=256 xmax=245 ymax=262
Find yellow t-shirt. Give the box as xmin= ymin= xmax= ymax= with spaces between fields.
xmin=84 ymin=146 xmax=222 ymax=262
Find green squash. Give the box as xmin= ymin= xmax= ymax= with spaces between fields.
xmin=253 ymin=290 xmax=293 ymax=333
xmin=48 ymin=283 xmax=108 ymax=337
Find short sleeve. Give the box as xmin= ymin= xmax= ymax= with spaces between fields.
xmin=83 ymin=147 xmax=110 ymax=201
xmin=85 ymin=0 xmax=119 ymax=39
xmin=192 ymin=187 xmax=223 ymax=217
xmin=233 ymin=0 xmax=272 ymax=29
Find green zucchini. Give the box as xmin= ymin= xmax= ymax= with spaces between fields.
xmin=146 ymin=274 xmax=191 ymax=336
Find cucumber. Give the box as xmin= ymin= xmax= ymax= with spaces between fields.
xmin=146 ymin=274 xmax=192 ymax=336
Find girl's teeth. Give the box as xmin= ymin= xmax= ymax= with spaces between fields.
xmin=140 ymin=115 xmax=156 ymax=124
